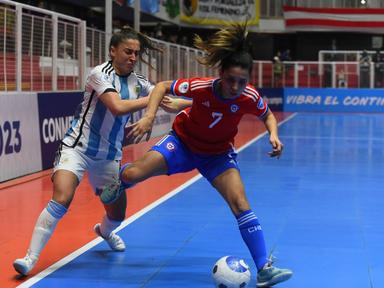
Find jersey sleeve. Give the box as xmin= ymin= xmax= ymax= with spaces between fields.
xmin=170 ymin=78 xmax=193 ymax=98
xmin=87 ymin=69 xmax=116 ymax=97
xmin=137 ymin=74 xmax=154 ymax=97
xmin=244 ymin=86 xmax=269 ymax=118
xmin=255 ymin=96 xmax=269 ymax=118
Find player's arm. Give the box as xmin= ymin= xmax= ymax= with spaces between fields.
xmin=145 ymin=80 xmax=173 ymax=119
xmin=99 ymin=91 xmax=149 ymax=116
xmin=127 ymin=80 xmax=173 ymax=143
xmin=160 ymin=96 xmax=192 ymax=113
xmin=262 ymin=110 xmax=283 ymax=158
xmin=89 ymin=69 xmax=150 ymax=116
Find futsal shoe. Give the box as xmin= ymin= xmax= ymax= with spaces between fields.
xmin=94 ymin=223 xmax=126 ymax=251
xmin=256 ymin=264 xmax=293 ymax=287
xmin=99 ymin=163 xmax=135 ymax=204
xmin=99 ymin=181 xmax=134 ymax=204
xmin=13 ymin=253 xmax=38 ymax=276
xmin=99 ymin=181 xmax=122 ymax=204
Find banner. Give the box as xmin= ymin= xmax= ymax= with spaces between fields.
xmin=258 ymin=88 xmax=283 ymax=111
xmin=180 ymin=0 xmax=260 ymax=26
xmin=126 ymin=0 xmax=160 ymax=14
xmin=37 ymin=92 xmax=172 ymax=169
xmin=284 ymin=6 xmax=384 ymax=32
xmin=0 ymin=93 xmax=42 ymax=182
xmin=284 ymin=88 xmax=384 ymax=112
xmin=37 ymin=92 xmax=83 ymax=170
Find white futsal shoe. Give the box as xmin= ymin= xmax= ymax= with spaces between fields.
xmin=94 ymin=223 xmax=126 ymax=251
xmin=13 ymin=252 xmax=38 ymax=276
xmin=256 ymin=254 xmax=293 ymax=287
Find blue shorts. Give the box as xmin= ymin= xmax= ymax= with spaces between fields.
xmin=150 ymin=131 xmax=239 ymax=183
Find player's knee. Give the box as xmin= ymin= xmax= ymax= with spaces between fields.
xmin=120 ymin=165 xmax=141 ymax=184
xmin=52 ymin=192 xmax=73 ymax=208
xmin=53 ymin=183 xmax=76 ymax=208
xmin=230 ymin=198 xmax=250 ymax=215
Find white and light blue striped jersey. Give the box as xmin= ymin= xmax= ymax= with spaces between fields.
xmin=62 ymin=61 xmax=154 ymax=160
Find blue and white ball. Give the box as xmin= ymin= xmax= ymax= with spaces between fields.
xmin=212 ymin=256 xmax=251 ymax=288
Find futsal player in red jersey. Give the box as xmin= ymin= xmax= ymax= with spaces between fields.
xmin=102 ymin=24 xmax=292 ymax=287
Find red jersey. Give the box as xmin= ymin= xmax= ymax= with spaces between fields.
xmin=170 ymin=77 xmax=269 ymax=154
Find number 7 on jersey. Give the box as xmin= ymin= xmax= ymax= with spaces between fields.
xmin=209 ymin=112 xmax=223 ymax=128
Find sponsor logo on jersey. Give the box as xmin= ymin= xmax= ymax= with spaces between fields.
xmin=202 ymin=101 xmax=210 ymax=107
xmin=166 ymin=142 xmax=175 ymax=151
xmin=230 ymin=104 xmax=239 ymax=113
xmin=178 ymin=81 xmax=189 ymax=93
xmin=257 ymin=98 xmax=265 ymax=109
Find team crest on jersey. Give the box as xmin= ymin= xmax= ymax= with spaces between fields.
xmin=166 ymin=142 xmax=175 ymax=151
xmin=102 ymin=73 xmax=110 ymax=82
xmin=257 ymin=98 xmax=265 ymax=109
xmin=230 ymin=104 xmax=239 ymax=113
xmin=178 ymin=82 xmax=189 ymax=93
xmin=135 ymin=85 xmax=141 ymax=95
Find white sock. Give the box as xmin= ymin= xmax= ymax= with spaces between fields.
xmin=27 ymin=208 xmax=61 ymax=259
xmin=99 ymin=215 xmax=122 ymax=238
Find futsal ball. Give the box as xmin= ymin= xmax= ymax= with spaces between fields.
xmin=212 ymin=256 xmax=251 ymax=288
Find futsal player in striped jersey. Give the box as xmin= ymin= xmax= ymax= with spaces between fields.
xmin=13 ymin=27 xmax=191 ymax=276
xmin=103 ymin=24 xmax=293 ymax=287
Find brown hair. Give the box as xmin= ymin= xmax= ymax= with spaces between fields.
xmin=194 ymin=23 xmax=252 ymax=73
xmin=109 ymin=26 xmax=162 ymax=68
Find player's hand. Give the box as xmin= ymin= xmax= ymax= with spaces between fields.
xmin=126 ymin=115 xmax=154 ymax=144
xmin=160 ymin=96 xmax=180 ymax=113
xmin=268 ymin=134 xmax=283 ymax=159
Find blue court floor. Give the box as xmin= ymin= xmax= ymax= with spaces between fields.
xmin=21 ymin=113 xmax=384 ymax=288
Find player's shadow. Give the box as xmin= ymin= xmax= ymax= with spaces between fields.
xmin=12 ymin=273 xmax=28 ymax=281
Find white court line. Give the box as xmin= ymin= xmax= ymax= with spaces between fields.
xmin=281 ymin=135 xmax=384 ymax=141
xmin=17 ymin=112 xmax=297 ymax=288
xmin=17 ymin=175 xmax=203 ymax=288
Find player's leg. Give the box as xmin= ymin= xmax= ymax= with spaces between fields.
xmin=211 ymin=169 xmax=292 ymax=287
xmin=120 ymin=132 xmax=196 ymax=189
xmin=89 ymin=159 xmax=127 ymax=251
xmin=96 ymin=132 xmax=197 ymax=249
xmin=120 ymin=150 xmax=168 ymax=185
xmin=116 ymin=131 xmax=197 ymax=212
xmin=198 ymin=151 xmax=269 ymax=269
xmin=200 ymin=151 xmax=292 ymax=287
xmin=13 ymin=146 xmax=85 ymax=275
xmin=92 ymin=144 xmax=171 ymax=249
xmin=211 ymin=169 xmax=268 ymax=268
xmin=97 ymin=150 xmax=169 ymax=205
xmin=94 ymin=192 xmax=127 ymax=251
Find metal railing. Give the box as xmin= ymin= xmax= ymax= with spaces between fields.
xmin=136 ymin=39 xmax=215 ymax=84
xmin=2 ymin=0 xmax=383 ymax=92
xmin=0 ymin=0 xmax=87 ymax=92
xmin=252 ymin=60 xmax=384 ymax=88
xmin=0 ymin=0 xmax=215 ymax=93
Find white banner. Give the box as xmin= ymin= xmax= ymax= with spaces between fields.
xmin=284 ymin=6 xmax=384 ymax=32
xmin=0 ymin=93 xmax=42 ymax=182
xmin=180 ymin=0 xmax=260 ymax=26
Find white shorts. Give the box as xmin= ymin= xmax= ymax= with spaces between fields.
xmin=53 ymin=144 xmax=120 ymax=195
